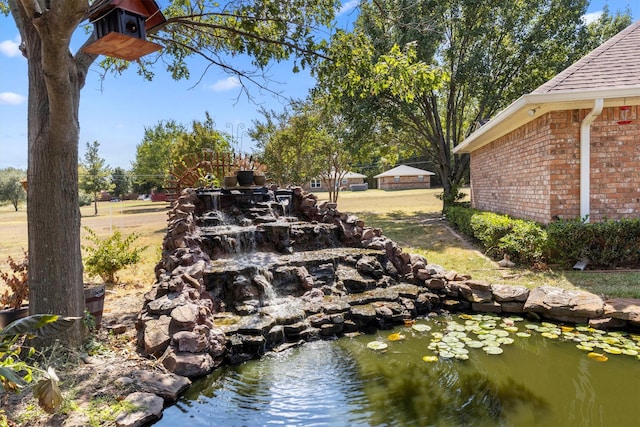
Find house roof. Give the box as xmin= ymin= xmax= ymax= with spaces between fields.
xmin=455 ymin=20 xmax=640 ymax=154
xmin=374 ymin=165 xmax=435 ymax=178
xmin=343 ymin=172 xmax=368 ymax=179
xmin=534 ymin=20 xmax=640 ymax=93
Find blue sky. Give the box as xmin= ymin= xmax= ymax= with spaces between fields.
xmin=0 ymin=1 xmax=637 ymax=170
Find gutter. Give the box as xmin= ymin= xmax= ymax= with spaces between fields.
xmin=579 ymin=98 xmax=604 ymax=222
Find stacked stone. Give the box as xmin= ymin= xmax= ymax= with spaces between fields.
xmin=136 ymin=187 xmax=640 ymax=382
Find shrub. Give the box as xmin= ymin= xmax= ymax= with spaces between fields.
xmin=0 ymin=252 xmax=29 ymax=310
xmin=498 ymin=220 xmax=547 ymax=264
xmin=1 ymin=315 xmax=78 ymax=414
xmin=444 ymin=205 xmax=478 ymax=237
xmin=445 ymin=206 xmax=547 ymax=265
xmin=82 ymin=227 xmax=147 ymax=284
xmin=470 ymin=212 xmax=515 ymax=258
xmin=547 ymin=218 xmax=640 ymax=268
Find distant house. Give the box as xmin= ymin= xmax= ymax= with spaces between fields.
xmin=374 ymin=165 xmax=435 ymax=190
xmin=454 ymin=20 xmax=640 ymax=224
xmin=306 ymin=171 xmax=368 ymax=192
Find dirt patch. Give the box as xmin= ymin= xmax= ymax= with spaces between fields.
xmin=1 ymin=282 xmax=162 ymax=427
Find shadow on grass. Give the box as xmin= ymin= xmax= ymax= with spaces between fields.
xmin=355 ymin=210 xmax=640 ymax=299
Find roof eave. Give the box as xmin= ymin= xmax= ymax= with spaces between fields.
xmin=454 ymin=86 xmax=640 ymax=154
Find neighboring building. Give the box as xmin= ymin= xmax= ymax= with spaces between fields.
xmin=374 ymin=165 xmax=435 ymax=190
xmin=306 ymin=171 xmax=368 ymax=192
xmin=454 ymin=20 xmax=640 ymax=224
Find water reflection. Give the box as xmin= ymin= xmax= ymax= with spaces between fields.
xmin=157 ymin=341 xmax=373 ymax=426
xmin=156 ymin=317 xmax=640 ymax=426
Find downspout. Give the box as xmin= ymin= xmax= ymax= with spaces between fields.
xmin=579 ymin=98 xmax=604 ymax=222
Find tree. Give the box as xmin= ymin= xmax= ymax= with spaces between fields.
xmin=3 ymin=0 xmax=338 ymax=346
xmin=315 ymin=0 xmax=632 ymax=211
xmin=80 ymin=141 xmax=112 ymax=216
xmin=0 ymin=168 xmax=26 ymax=211
xmin=111 ymin=167 xmax=130 ymax=200
xmin=131 ymin=120 xmax=186 ymax=194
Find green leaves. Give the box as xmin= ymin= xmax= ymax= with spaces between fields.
xmin=82 ymin=227 xmax=147 ymax=284
xmin=1 ymin=315 xmax=77 ymax=412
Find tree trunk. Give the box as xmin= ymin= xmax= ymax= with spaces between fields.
xmin=16 ymin=1 xmax=91 ymax=346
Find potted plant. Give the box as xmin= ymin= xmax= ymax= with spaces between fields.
xmin=0 ymin=252 xmax=29 ymax=328
xmin=233 ymin=153 xmax=268 ymax=187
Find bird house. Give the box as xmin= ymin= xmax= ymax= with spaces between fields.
xmin=82 ymin=0 xmax=166 ymax=61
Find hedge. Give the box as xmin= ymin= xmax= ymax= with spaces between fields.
xmin=445 ymin=206 xmax=640 ymax=269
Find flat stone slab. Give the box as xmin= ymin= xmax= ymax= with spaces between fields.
xmin=524 ymin=286 xmax=604 ymax=322
xmin=491 ymin=284 xmax=530 ymax=302
xmin=116 ymin=392 xmax=164 ymax=427
xmin=604 ymin=298 xmax=640 ymax=324
xmin=133 ymin=370 xmax=191 ymax=402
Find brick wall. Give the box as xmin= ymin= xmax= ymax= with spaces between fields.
xmin=378 ymin=176 xmax=431 ymax=190
xmin=469 ymin=105 xmax=640 ymax=223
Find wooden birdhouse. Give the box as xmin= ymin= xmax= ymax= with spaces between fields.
xmin=82 ymin=0 xmax=166 ymax=61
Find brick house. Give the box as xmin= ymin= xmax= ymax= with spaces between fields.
xmin=306 ymin=171 xmax=368 ymax=192
xmin=454 ymin=20 xmax=640 ymax=224
xmin=374 ymin=165 xmax=435 ymax=190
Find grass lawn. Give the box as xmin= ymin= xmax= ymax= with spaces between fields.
xmin=2 ymin=188 xmax=639 ymax=299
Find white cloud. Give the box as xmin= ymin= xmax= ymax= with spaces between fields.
xmin=582 ymin=11 xmax=603 ymax=25
xmin=338 ymin=0 xmax=359 ymax=16
xmin=0 ymin=36 xmax=21 ymax=57
xmin=210 ymin=76 xmax=241 ymax=92
xmin=0 ymin=92 xmax=26 ymax=105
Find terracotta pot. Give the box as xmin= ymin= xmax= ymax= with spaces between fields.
xmin=0 ymin=305 xmax=29 ymax=329
xmin=236 ymin=170 xmax=254 ymax=186
xmin=253 ymin=174 xmax=267 ymax=186
xmin=223 ymin=176 xmax=238 ymax=188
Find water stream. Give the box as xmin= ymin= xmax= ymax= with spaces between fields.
xmin=156 ymin=315 xmax=640 ymax=426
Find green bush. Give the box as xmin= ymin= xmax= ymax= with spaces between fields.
xmin=470 ymin=212 xmax=515 ymax=258
xmin=498 ymin=220 xmax=548 ymax=264
xmin=82 ymin=227 xmax=146 ymax=284
xmin=444 ymin=205 xmax=478 ymax=237
xmin=445 ymin=206 xmax=546 ymax=265
xmin=547 ymin=218 xmax=640 ymax=268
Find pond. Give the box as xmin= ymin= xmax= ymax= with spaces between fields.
xmin=155 ymin=314 xmax=640 ymax=426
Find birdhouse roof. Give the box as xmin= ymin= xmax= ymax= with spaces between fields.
xmin=87 ymin=0 xmax=165 ymax=31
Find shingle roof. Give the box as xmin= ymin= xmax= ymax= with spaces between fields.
xmin=374 ymin=165 xmax=435 ymax=178
xmin=533 ymin=20 xmax=640 ymax=94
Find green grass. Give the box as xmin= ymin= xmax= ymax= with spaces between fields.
xmin=2 ymin=189 xmax=640 ymax=299
xmin=332 ymin=189 xmax=640 ymax=299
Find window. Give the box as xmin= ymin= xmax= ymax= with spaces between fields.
xmin=310 ymin=178 xmax=321 ymax=189
xmin=341 ymin=178 xmax=348 ymax=185
xmin=394 ymin=176 xmax=400 ymax=182
xmin=418 ymin=175 xmax=424 ymax=181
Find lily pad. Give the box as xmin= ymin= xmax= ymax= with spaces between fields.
xmin=388 ymin=333 xmax=406 ymax=341
xmin=503 ymin=326 xmax=519 ymax=333
xmin=603 ymin=347 xmax=623 ymax=355
xmin=439 ymin=351 xmax=455 ymax=359
xmin=621 ymin=349 xmax=638 ymax=356
xmin=516 ymin=332 xmax=532 ymax=338
xmin=576 ymin=344 xmax=594 ymax=352
xmin=541 ymin=332 xmax=559 ymax=339
xmin=422 ymin=355 xmax=439 ymax=363
xmin=412 ymin=324 xmax=431 ymax=333
xmin=587 ymin=352 xmax=608 ymax=362
xmin=367 ymin=341 xmax=388 ymax=351
xmin=496 ymin=337 xmax=515 ymax=345
xmin=483 ymin=346 xmax=504 ymax=355
xmin=455 ymin=353 xmax=470 ymax=361
xmin=466 ymin=340 xmax=485 ymax=348
xmin=493 ymin=329 xmax=510 ymax=338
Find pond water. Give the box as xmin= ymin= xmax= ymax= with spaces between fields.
xmin=156 ymin=314 xmax=640 ymax=426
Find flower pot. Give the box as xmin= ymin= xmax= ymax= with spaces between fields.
xmin=236 ymin=170 xmax=254 ymax=187
xmin=223 ymin=175 xmax=238 ymax=188
xmin=253 ymin=174 xmax=267 ymax=186
xmin=0 ymin=305 xmax=29 ymax=329
xmin=84 ymin=284 xmax=105 ymax=330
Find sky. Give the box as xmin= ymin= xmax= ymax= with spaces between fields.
xmin=0 ymin=1 xmax=637 ymax=170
